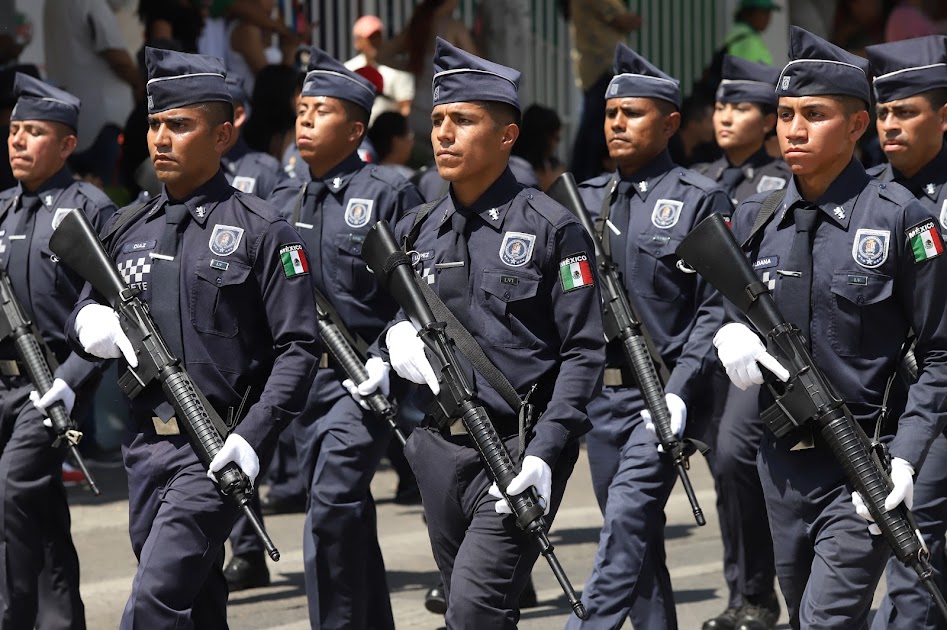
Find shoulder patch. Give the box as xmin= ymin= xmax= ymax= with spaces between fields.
xmin=209 ymin=224 xmax=244 ymax=256
xmin=559 ymin=251 xmax=595 ymax=292
xmin=906 ymin=220 xmax=944 ymax=264
xmin=278 ymin=243 xmax=310 ymax=278
xmin=499 ymin=231 xmax=536 ymax=267
xmin=231 ymin=176 xmax=256 ymax=194
xmin=756 ymin=175 xmax=786 ymax=193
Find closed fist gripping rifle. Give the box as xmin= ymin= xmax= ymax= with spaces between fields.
xmin=676 ymin=213 xmax=947 ymax=621
xmin=548 ymin=172 xmax=706 ymax=526
xmin=50 ymin=209 xmax=280 ymax=561
xmin=362 ymin=219 xmax=588 ymax=620
xmin=0 ymin=263 xmax=98 ymax=494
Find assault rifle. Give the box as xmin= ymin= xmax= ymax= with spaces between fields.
xmin=362 ymin=219 xmax=588 ymax=619
xmin=547 ymin=172 xmax=706 ymax=526
xmin=49 ymin=209 xmax=280 ymax=561
xmin=0 ymin=264 xmax=99 ymax=494
xmin=676 ymin=213 xmax=947 ymax=621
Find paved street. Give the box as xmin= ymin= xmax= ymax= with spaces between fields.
xmin=69 ymin=445 xmax=886 ymax=629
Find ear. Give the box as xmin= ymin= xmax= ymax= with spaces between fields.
xmin=59 ymin=133 xmax=77 ymax=159
xmin=762 ymin=112 xmax=777 ymax=135
xmin=939 ymin=102 xmax=947 ymax=133
xmin=849 ymin=109 xmax=870 ymax=142
xmin=663 ymin=110 xmax=682 ymax=139
xmin=214 ymin=122 xmax=235 ymax=154
xmin=233 ymin=104 xmax=248 ymax=128
xmin=499 ymin=122 xmax=520 ymax=152
xmin=348 ymin=120 xmax=366 ymax=144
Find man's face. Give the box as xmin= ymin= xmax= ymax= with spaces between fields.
xmin=354 ymin=32 xmax=382 ymax=59
xmin=875 ymin=95 xmax=947 ymax=175
xmin=296 ymin=96 xmax=360 ymax=168
xmin=8 ymin=119 xmax=74 ymax=191
xmin=713 ymin=101 xmax=770 ymax=151
xmin=777 ymin=96 xmax=865 ymax=176
xmin=431 ymin=102 xmax=511 ymax=182
xmin=604 ymin=97 xmax=679 ymax=173
xmin=148 ymin=105 xmax=230 ymax=195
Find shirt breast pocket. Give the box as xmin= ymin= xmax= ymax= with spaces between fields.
xmin=478 ymin=269 xmax=541 ymax=348
xmin=39 ymin=247 xmax=74 ymax=296
xmin=634 ymin=234 xmax=687 ymax=301
xmin=829 ymin=271 xmax=895 ymax=357
xmin=190 ymin=259 xmax=253 ymax=337
xmin=335 ymin=233 xmax=374 ymax=297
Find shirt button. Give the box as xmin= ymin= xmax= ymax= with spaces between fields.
xmin=857 ymin=294 xmax=865 ymax=304
xmin=216 ymin=277 xmax=222 ymax=286
xmin=503 ymin=290 xmax=511 ymax=299
xmin=526 ymin=193 xmax=533 ymax=200
xmin=879 ymin=183 xmax=886 ymax=189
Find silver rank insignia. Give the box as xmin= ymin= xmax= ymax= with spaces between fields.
xmin=637 ymin=181 xmax=648 ymax=193
xmin=926 ymin=183 xmax=936 ymax=196
xmin=489 ymin=208 xmax=499 ymax=221
xmin=833 ymin=206 xmax=845 ymax=220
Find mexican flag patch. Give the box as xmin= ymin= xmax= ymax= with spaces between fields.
xmin=906 ymin=220 xmax=944 ymax=264
xmin=279 ymin=243 xmax=310 ymax=278
xmin=559 ymin=252 xmax=594 ymax=292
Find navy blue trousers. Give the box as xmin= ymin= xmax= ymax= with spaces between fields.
xmin=759 ymin=432 xmax=889 ymax=629
xmin=0 ymin=381 xmax=82 ymax=629
xmin=872 ymin=433 xmax=947 ymax=630
xmin=566 ymin=386 xmax=678 ymax=630
xmin=121 ymin=425 xmax=237 ymax=629
xmin=407 ymin=423 xmax=578 ymax=629
xmin=294 ymin=370 xmax=393 ymax=630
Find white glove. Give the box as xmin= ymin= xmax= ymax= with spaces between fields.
xmin=208 ymin=433 xmax=260 ymax=488
xmin=342 ymin=357 xmax=390 ymax=410
xmin=30 ymin=378 xmax=76 ymax=416
xmin=75 ymin=304 xmax=138 ymax=367
xmin=713 ymin=322 xmax=789 ymax=390
xmin=487 ymin=455 xmax=553 ymax=516
xmin=852 ymin=458 xmax=915 ymax=535
xmin=642 ymin=393 xmax=687 ymax=451
xmin=386 ymin=320 xmax=439 ymax=395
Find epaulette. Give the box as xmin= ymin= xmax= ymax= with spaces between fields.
xmin=368 ymin=165 xmax=412 ymax=191
xmin=577 ymin=173 xmax=613 ymax=189
xmin=865 ymin=163 xmax=888 ymax=179
xmin=234 ymin=189 xmax=282 ymax=222
xmin=74 ymin=180 xmax=117 ymax=210
xmin=251 ymin=152 xmax=281 ymax=172
xmin=678 ymin=168 xmax=722 ymax=193
xmin=871 ymin=178 xmax=917 ymax=207
xmin=524 ymin=188 xmax=573 ymax=229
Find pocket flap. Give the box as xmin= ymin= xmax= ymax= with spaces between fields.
xmin=337 ymin=233 xmax=365 ymax=256
xmin=637 ymin=233 xmax=682 ymax=258
xmin=830 ymin=271 xmax=893 ymax=306
xmin=481 ymin=269 xmax=540 ymax=302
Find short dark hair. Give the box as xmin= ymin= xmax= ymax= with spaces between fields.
xmin=368 ymin=111 xmax=410 ymax=161
xmin=340 ymin=98 xmax=369 ymax=130
xmin=680 ymin=93 xmax=712 ymax=124
xmin=831 ymin=94 xmax=868 ymax=117
xmin=921 ymin=87 xmax=947 ymax=112
xmin=198 ymin=100 xmax=235 ymax=127
xmin=474 ymin=100 xmax=522 ymax=128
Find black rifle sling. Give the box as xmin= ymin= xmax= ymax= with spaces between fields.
xmin=289 ymin=184 xmax=307 ymax=226
xmin=741 ymin=188 xmax=787 ymax=250
xmin=314 ymin=288 xmax=370 ymax=358
xmin=101 ymin=198 xmax=158 ymax=247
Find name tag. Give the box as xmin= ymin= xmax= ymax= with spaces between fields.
xmin=122 ymin=240 xmax=157 ymax=254
xmin=500 ymin=275 xmax=519 ymax=285
xmin=847 ymin=274 xmax=868 ymax=285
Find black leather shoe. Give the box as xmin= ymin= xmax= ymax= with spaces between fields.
xmin=703 ymin=607 xmax=742 ymax=630
xmin=259 ymin=493 xmax=306 ymax=515
xmin=738 ymin=591 xmax=780 ymax=630
xmin=518 ymin=577 xmax=538 ymax=608
xmin=224 ymin=552 xmax=271 ymax=591
xmin=424 ymin=582 xmax=448 ymax=615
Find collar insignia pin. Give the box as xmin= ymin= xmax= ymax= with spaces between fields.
xmin=44 ymin=195 xmax=52 ymax=206
xmin=333 ymin=176 xmax=342 ymax=189
xmin=489 ymin=208 xmax=499 ymax=221
xmin=926 ymin=183 xmax=936 ymax=196
xmin=196 ymin=205 xmax=206 ymax=218
xmin=638 ymin=181 xmax=648 ymax=192
xmin=834 ymin=206 xmax=845 ymax=220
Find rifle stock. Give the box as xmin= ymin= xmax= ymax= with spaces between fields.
xmin=677 ymin=213 xmax=947 ymax=622
xmin=50 ymin=209 xmax=280 ymax=560
xmin=547 ymin=173 xmax=706 ymax=527
xmin=362 ymin=219 xmax=588 ymax=619
xmin=0 ymin=265 xmax=99 ymax=494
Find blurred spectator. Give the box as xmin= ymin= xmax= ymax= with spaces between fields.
xmin=832 ymin=0 xmax=886 ymax=55
xmin=368 ymin=111 xmax=415 ymax=179
xmin=379 ymin=0 xmax=479 ymax=144
xmin=512 ymin=104 xmax=565 ymax=191
xmin=244 ymin=64 xmax=301 ymax=161
xmin=344 ymin=15 xmax=415 ymax=126
xmin=725 ymin=0 xmax=779 ymax=65
xmin=886 ymin=0 xmax=943 ymax=41
xmin=225 ymin=0 xmax=295 ymax=96
xmin=137 ymin=0 xmax=203 ymax=52
xmin=567 ymin=0 xmax=642 ymax=183
xmin=668 ymin=93 xmax=721 ymax=167
xmin=45 ymin=0 xmax=142 ymax=187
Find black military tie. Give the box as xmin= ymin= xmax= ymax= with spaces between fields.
xmin=150 ymin=203 xmax=189 ymax=361
xmin=302 ymin=181 xmax=328 ymax=292
xmin=720 ymin=166 xmax=745 ymax=197
xmin=7 ymin=193 xmax=40 ymax=319
xmin=439 ymin=209 xmax=471 ymax=329
xmin=780 ymin=206 xmax=819 ymax=343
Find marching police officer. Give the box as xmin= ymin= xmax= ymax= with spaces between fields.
xmin=0 ymin=73 xmax=115 ymax=630
xmin=65 ymin=47 xmax=320 ymax=628
xmin=716 ymin=27 xmax=947 ymax=628
xmin=271 ymin=46 xmax=422 ymax=630
xmin=567 ymin=44 xmax=729 ymax=630
xmin=695 ymin=54 xmax=788 ymax=630
xmin=381 ymin=37 xmax=604 ymax=627
xmin=864 ymin=35 xmax=947 ymax=630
